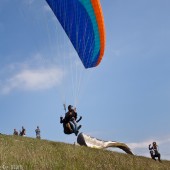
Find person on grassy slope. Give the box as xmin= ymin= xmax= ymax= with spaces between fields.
xmin=13 ymin=129 xmax=18 ymax=135
xmin=20 ymin=126 xmax=26 ymax=136
xmin=35 ymin=126 xmax=41 ymax=139
xmin=149 ymin=142 xmax=161 ymax=162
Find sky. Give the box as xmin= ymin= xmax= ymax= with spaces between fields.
xmin=0 ymin=0 xmax=170 ymax=160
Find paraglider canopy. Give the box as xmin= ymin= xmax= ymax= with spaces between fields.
xmin=46 ymin=0 xmax=106 ymax=68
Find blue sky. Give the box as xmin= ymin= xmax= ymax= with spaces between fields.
xmin=0 ymin=0 xmax=170 ymax=159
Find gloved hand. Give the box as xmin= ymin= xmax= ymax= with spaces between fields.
xmin=60 ymin=117 xmax=63 ymax=123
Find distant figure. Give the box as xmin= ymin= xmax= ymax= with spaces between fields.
xmin=35 ymin=126 xmax=41 ymax=139
xmin=149 ymin=142 xmax=161 ymax=162
xmin=20 ymin=126 xmax=26 ymax=136
xmin=13 ymin=129 xmax=18 ymax=136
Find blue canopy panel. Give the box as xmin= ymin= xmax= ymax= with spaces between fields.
xmin=46 ymin=0 xmax=105 ymax=68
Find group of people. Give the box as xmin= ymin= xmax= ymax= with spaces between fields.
xmin=12 ymin=104 xmax=81 ymax=138
xmin=12 ymin=104 xmax=82 ymax=138
xmin=12 ymin=104 xmax=162 ymax=162
xmin=13 ymin=126 xmax=41 ymax=139
xmin=13 ymin=126 xmax=26 ymax=136
xmin=60 ymin=105 xmax=162 ymax=161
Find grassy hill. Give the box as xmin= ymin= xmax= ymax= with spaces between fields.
xmin=0 ymin=134 xmax=170 ymax=170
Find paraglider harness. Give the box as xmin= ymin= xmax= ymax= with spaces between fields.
xmin=60 ymin=104 xmax=82 ymax=135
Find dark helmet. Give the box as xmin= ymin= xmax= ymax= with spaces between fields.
xmin=68 ymin=105 xmax=73 ymax=111
xmin=153 ymin=142 xmax=156 ymax=145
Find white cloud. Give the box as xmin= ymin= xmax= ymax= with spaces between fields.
xmin=1 ymin=67 xmax=65 ymax=94
xmin=128 ymin=139 xmax=153 ymax=150
xmin=127 ymin=137 xmax=170 ymax=159
xmin=128 ymin=137 xmax=170 ymax=150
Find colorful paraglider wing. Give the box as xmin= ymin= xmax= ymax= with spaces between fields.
xmin=46 ymin=0 xmax=105 ymax=68
xmin=77 ymin=133 xmax=133 ymax=155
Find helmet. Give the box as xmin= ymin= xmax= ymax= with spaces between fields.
xmin=153 ymin=142 xmax=156 ymax=145
xmin=68 ymin=105 xmax=73 ymax=110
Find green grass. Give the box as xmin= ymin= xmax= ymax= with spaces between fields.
xmin=0 ymin=134 xmax=169 ymax=170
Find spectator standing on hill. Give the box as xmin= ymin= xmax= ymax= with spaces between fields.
xmin=13 ymin=129 xmax=18 ymax=135
xmin=20 ymin=126 xmax=26 ymax=136
xmin=35 ymin=126 xmax=41 ymax=139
